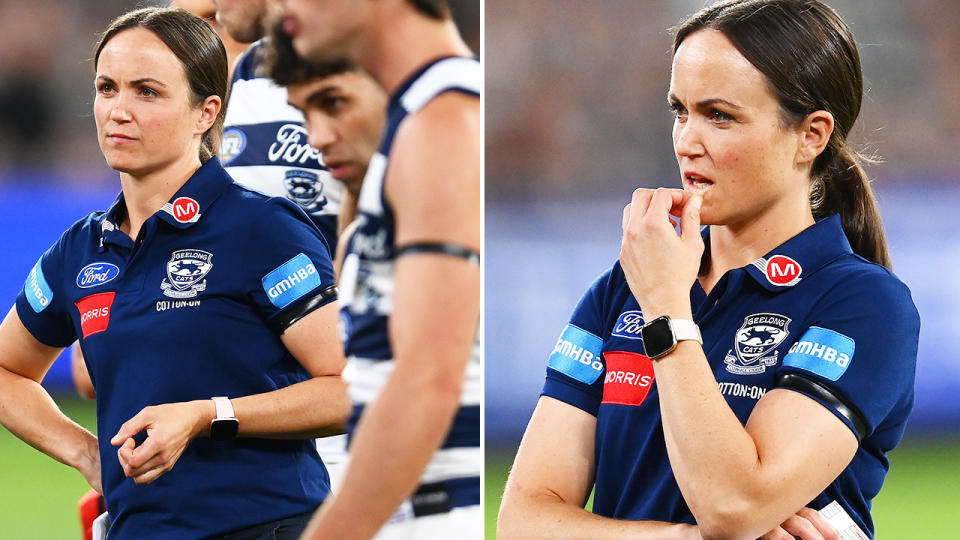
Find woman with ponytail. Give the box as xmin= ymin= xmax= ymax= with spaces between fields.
xmin=500 ymin=1 xmax=919 ymax=539
xmin=0 ymin=7 xmax=350 ymax=538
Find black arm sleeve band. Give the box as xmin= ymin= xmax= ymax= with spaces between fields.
xmin=776 ymin=373 xmax=869 ymax=441
xmin=395 ymin=242 xmax=480 ymax=266
xmin=270 ymin=284 xmax=338 ymax=334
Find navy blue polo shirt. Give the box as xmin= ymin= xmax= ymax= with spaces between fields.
xmin=542 ymin=215 xmax=920 ymax=537
xmin=16 ymin=158 xmax=337 ymax=539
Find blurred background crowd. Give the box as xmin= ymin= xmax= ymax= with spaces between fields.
xmin=0 ymin=0 xmax=479 ymax=180
xmin=488 ymin=0 xmax=960 ymax=200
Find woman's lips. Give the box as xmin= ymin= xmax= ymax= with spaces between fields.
xmin=684 ymin=173 xmax=714 ymax=193
xmin=107 ymin=134 xmax=136 ymax=144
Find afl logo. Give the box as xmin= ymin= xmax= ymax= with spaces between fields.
xmin=220 ymin=128 xmax=246 ymax=164
xmin=172 ymin=197 xmax=200 ymax=223
xmin=765 ymin=255 xmax=801 ymax=286
xmin=76 ymin=262 xmax=120 ymax=289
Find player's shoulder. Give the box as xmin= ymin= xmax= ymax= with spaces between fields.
xmin=393 ymin=55 xmax=481 ymax=147
xmin=814 ymin=252 xmax=919 ymax=324
xmin=230 ymin=40 xmax=265 ymax=83
xmin=222 ymin=180 xmax=305 ymax=220
xmin=62 ymin=211 xmax=108 ymax=247
xmin=390 ymin=91 xmax=481 ymax=186
xmin=574 ymin=259 xmax=634 ymax=321
xmin=819 ymin=252 xmax=911 ymax=296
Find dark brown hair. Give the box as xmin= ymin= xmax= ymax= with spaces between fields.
xmin=94 ymin=7 xmax=228 ymax=163
xmin=261 ymin=19 xmax=356 ymax=87
xmin=674 ymin=0 xmax=891 ymax=268
xmin=408 ymin=0 xmax=451 ymax=20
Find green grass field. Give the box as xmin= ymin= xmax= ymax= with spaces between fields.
xmin=4 ymin=397 xmax=958 ymax=538
xmin=0 ymin=396 xmax=98 ymax=539
xmin=485 ymin=439 xmax=960 ymax=539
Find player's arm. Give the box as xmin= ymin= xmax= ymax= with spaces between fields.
xmin=337 ymin=190 xmax=358 ymax=237
xmin=111 ymin=301 xmax=350 ymax=485
xmin=499 ymin=396 xmax=700 ymax=539
xmin=0 ymin=306 xmax=101 ymax=492
xmin=303 ymin=92 xmax=481 ymax=540
xmin=619 ymin=189 xmax=858 ymax=539
xmin=335 ymin=213 xmax=361 ymax=279
xmin=656 ymin=354 xmax=855 ymax=540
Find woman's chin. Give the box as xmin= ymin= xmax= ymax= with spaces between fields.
xmin=104 ymin=157 xmax=149 ymax=177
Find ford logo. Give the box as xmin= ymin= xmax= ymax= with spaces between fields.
xmin=76 ymin=262 xmax=120 ymax=289
xmin=612 ymin=310 xmax=644 ymax=339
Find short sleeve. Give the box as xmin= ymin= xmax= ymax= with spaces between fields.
xmin=541 ymin=267 xmax=613 ymax=417
xmin=246 ymin=197 xmax=337 ymax=333
xmin=15 ymin=233 xmax=76 ymax=348
xmin=774 ymin=270 xmax=920 ymax=440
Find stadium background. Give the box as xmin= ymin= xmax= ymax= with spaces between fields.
xmin=0 ymin=0 xmax=478 ymax=536
xmin=485 ymin=0 xmax=960 ymax=538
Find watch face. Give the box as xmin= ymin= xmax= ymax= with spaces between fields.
xmin=210 ymin=418 xmax=239 ymax=441
xmin=641 ymin=316 xmax=676 ymax=359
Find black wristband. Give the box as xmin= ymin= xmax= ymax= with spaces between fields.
xmin=395 ymin=242 xmax=480 ymax=265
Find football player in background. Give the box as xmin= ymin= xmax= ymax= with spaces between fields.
xmin=279 ymin=0 xmax=482 ymax=538
xmin=260 ymin=19 xmax=387 ymax=269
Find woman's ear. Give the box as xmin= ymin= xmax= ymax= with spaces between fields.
xmin=796 ymin=110 xmax=835 ymax=166
xmin=196 ymin=95 xmax=222 ymax=134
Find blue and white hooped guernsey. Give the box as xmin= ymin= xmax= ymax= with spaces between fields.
xmin=221 ymin=40 xmax=345 ymax=251
xmin=221 ymin=39 xmax=348 ymax=479
xmin=339 ymin=56 xmax=481 ymax=501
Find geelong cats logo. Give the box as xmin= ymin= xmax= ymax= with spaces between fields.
xmin=284 ymin=169 xmax=328 ymax=211
xmin=161 ymin=250 xmax=213 ymax=299
xmin=724 ymin=313 xmax=791 ymax=375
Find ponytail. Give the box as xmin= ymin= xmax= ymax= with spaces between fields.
xmin=200 ymin=124 xmax=222 ymax=163
xmin=671 ymin=1 xmax=893 ymax=269
xmin=811 ymin=142 xmax=891 ymax=269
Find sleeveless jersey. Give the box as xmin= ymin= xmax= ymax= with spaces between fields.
xmin=221 ymin=40 xmax=345 ymax=251
xmin=339 ymin=57 xmax=482 ymax=489
xmin=220 ymin=39 xmax=347 ymax=475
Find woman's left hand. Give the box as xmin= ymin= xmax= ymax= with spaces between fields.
xmin=619 ymin=188 xmax=703 ymax=320
xmin=110 ymin=400 xmax=212 ymax=485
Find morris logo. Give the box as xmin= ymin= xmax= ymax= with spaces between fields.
xmin=725 ymin=313 xmax=791 ymax=375
xmin=76 ymin=262 xmax=120 ymax=289
xmin=161 ymin=250 xmax=213 ymax=299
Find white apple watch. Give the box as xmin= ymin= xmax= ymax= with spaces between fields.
xmin=210 ymin=396 xmax=239 ymax=441
xmin=640 ymin=316 xmax=703 ymax=360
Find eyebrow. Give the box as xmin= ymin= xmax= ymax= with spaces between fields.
xmin=304 ymin=86 xmax=342 ymax=107
xmin=96 ymin=75 xmax=168 ymax=87
xmin=668 ymin=93 xmax=743 ymax=111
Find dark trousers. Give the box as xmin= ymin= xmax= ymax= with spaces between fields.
xmin=207 ymin=511 xmax=314 ymax=540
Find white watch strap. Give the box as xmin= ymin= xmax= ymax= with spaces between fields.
xmin=212 ymin=396 xmax=235 ymax=419
xmin=671 ymin=319 xmax=703 ymax=345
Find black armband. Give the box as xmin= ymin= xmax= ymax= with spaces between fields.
xmin=776 ymin=373 xmax=869 ymax=440
xmin=395 ymin=242 xmax=480 ymax=265
xmin=270 ymin=284 xmax=338 ymax=334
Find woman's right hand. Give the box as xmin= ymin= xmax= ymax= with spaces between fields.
xmin=759 ymin=507 xmax=840 ymax=540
